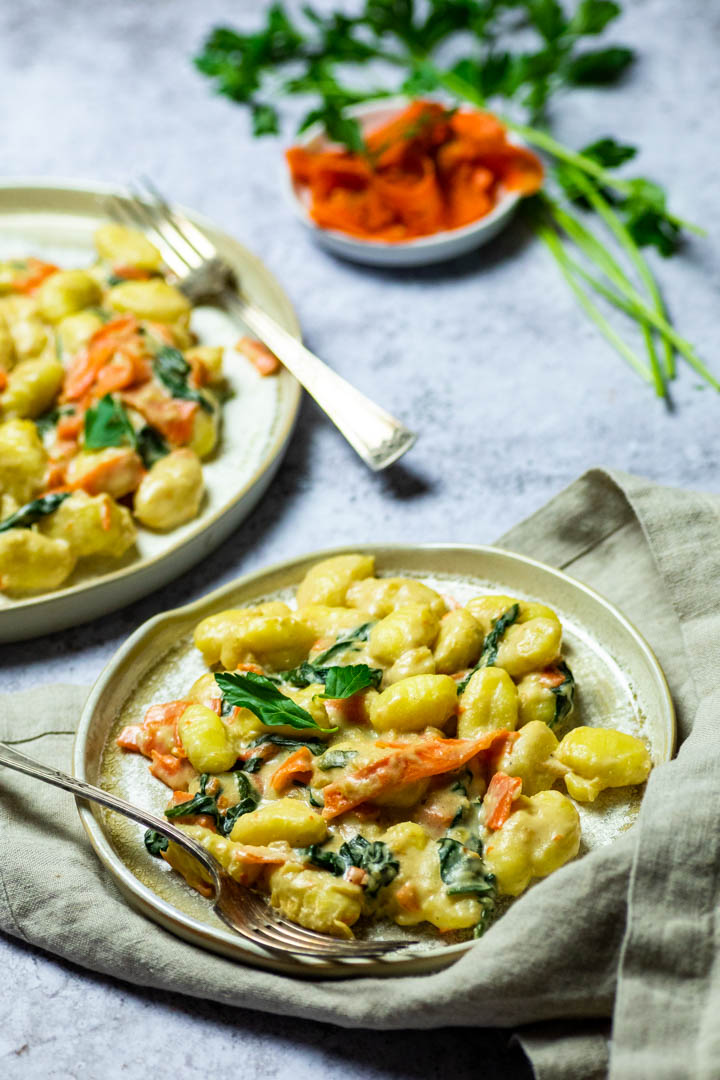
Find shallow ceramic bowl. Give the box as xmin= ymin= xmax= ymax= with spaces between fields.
xmin=74 ymin=543 xmax=675 ymax=979
xmin=0 ymin=180 xmax=302 ymax=642
xmin=284 ymin=98 xmax=523 ymax=268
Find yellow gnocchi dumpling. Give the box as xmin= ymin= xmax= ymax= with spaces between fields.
xmin=133 ymin=448 xmax=204 ymax=529
xmin=368 ymin=602 xmax=440 ymax=665
xmin=296 ymin=553 xmax=375 ymax=608
xmin=457 ymin=666 xmax=518 ymax=738
xmin=490 ymin=721 xmax=560 ymax=796
xmin=94 ymin=224 xmax=163 ymax=271
xmin=433 ymin=608 xmax=483 ymax=674
xmin=1 ymin=355 xmax=64 ymax=419
xmin=484 ymin=789 xmax=581 ymax=896
xmin=0 ymin=529 xmax=76 ymax=592
xmin=465 ymin=594 xmax=517 ymax=635
xmin=36 ymin=269 xmax=101 ymax=323
xmin=38 ymin=490 xmax=136 ymax=559
xmin=56 ymin=310 xmax=105 ymax=358
xmin=298 ymin=603 xmax=372 ymax=639
xmin=269 ymin=863 xmax=363 ymax=938
xmin=554 ymin=726 xmax=651 ymax=802
xmin=194 ymin=602 xmax=315 ymax=671
xmin=384 ymin=646 xmax=436 ymax=685
xmin=107 ymin=278 xmax=191 ymax=323
xmin=0 ymin=418 xmax=47 ymax=504
xmin=346 ymin=576 xmax=447 ymax=619
xmin=370 ymin=673 xmax=457 ymax=733
xmin=495 ymin=617 xmax=562 ymax=678
xmin=379 ymin=822 xmax=481 ymax=931
xmin=230 ymin=799 xmax=328 ymax=846
xmin=178 ymin=703 xmax=238 ymax=774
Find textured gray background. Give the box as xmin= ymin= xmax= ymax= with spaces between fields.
xmin=0 ymin=0 xmax=718 ymax=1075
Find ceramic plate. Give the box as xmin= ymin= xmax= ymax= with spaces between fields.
xmin=74 ymin=544 xmax=675 ymax=979
xmin=0 ymin=180 xmax=302 ymax=642
xmin=283 ymin=98 xmax=522 ymax=268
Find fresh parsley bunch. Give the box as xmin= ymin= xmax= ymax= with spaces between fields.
xmin=195 ymin=0 xmax=713 ymax=399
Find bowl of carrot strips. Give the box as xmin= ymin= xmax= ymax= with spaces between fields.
xmin=285 ymin=98 xmax=544 ymax=267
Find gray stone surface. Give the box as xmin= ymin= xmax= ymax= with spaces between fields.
xmin=0 ymin=0 xmax=717 ymax=1075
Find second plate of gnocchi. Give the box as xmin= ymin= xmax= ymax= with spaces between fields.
xmin=75 ymin=543 xmax=674 ymax=976
xmin=0 ymin=181 xmax=301 ymax=641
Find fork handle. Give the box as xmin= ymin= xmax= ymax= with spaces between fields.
xmin=225 ymin=291 xmax=417 ymax=471
xmin=0 ymin=740 xmax=222 ymax=887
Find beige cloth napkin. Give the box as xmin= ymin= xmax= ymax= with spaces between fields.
xmin=2 ymin=468 xmax=719 ymax=1079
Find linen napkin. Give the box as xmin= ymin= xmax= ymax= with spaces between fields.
xmin=2 ymin=467 xmax=719 ymax=1080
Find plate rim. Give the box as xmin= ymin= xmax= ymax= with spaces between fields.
xmin=73 ymin=541 xmax=676 ymax=978
xmin=0 ymin=177 xmax=303 ymax=624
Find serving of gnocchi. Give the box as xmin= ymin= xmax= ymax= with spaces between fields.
xmin=116 ymin=553 xmax=653 ymax=942
xmin=0 ymin=225 xmax=235 ymax=595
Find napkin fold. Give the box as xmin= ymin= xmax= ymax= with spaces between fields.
xmin=2 ymin=468 xmax=719 ymax=1079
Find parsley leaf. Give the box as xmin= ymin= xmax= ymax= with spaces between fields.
xmin=84 ymin=394 xmax=137 ymax=450
xmin=565 ymin=45 xmax=634 ymax=85
xmin=319 ymin=664 xmax=382 ymax=698
xmin=153 ymin=346 xmax=213 ymax=413
xmin=215 ymin=671 xmax=337 ymax=732
xmin=0 ymin=492 xmax=71 ymax=534
xmin=581 ymin=136 xmax=637 ymax=167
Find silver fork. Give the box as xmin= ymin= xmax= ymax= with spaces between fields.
xmin=102 ymin=180 xmax=417 ymax=472
xmin=0 ymin=740 xmax=413 ymax=960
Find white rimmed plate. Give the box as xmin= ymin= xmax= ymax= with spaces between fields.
xmin=74 ymin=543 xmax=675 ymax=979
xmin=0 ymin=180 xmax=302 ymax=642
xmin=283 ymin=98 xmax=522 ymax=268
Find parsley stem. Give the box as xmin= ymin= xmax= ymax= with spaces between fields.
xmin=541 ymin=196 xmax=665 ymax=396
xmin=565 ymin=168 xmax=675 ymax=378
xmin=561 ymin=256 xmax=720 ymax=392
xmin=536 ymin=224 xmax=652 ymax=384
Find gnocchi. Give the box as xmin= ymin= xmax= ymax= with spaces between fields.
xmin=0 ymin=225 xmax=275 ymax=596
xmin=116 ymin=557 xmax=654 ymax=941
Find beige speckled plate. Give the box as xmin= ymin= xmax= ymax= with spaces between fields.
xmin=74 ymin=544 xmax=675 ymax=979
xmin=0 ymin=180 xmax=302 ymax=642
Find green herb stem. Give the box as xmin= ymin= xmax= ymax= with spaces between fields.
xmin=536 ymin=224 xmax=652 ymax=383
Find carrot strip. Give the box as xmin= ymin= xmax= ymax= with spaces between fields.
xmin=484 ymin=772 xmax=523 ymax=830
xmin=236 ymin=336 xmax=280 ymax=376
xmin=56 ymin=412 xmax=84 ymax=441
xmin=322 ymin=730 xmax=510 ymax=820
xmin=269 ymin=746 xmax=314 ymax=794
xmin=13 ymin=258 xmax=59 ymax=294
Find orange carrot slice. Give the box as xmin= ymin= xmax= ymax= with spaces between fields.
xmin=236 ymin=336 xmax=280 ymax=376
xmin=13 ymin=258 xmax=59 ymax=294
xmin=270 ymin=746 xmax=314 ymax=794
xmin=484 ymin=772 xmax=523 ymax=830
xmin=322 ymin=731 xmax=510 ymax=820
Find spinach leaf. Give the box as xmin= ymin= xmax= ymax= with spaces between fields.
xmin=165 ymin=791 xmax=221 ymax=828
xmin=304 ymin=844 xmax=347 ymax=876
xmin=280 ymin=660 xmax=330 ymax=689
xmin=249 ymin=733 xmax=326 ymax=754
xmin=220 ymin=773 xmax=259 ymax=835
xmin=144 ymin=829 xmax=169 ymax=856
xmin=319 ymin=664 xmax=382 ymax=699
xmin=153 ymin=346 xmax=213 ymax=412
xmin=84 ymin=393 xmax=137 ymax=450
xmin=457 ymin=604 xmax=520 ymax=694
xmin=550 ymin=660 xmax=575 ymax=728
xmin=215 ymin=671 xmax=336 ymax=732
xmin=35 ymin=405 xmax=74 ymax=436
xmin=136 ymin=424 xmax=169 ymax=468
xmin=235 ymin=755 xmax=265 ymax=774
xmin=307 ymin=787 xmax=325 ymax=808
xmin=304 ymin=835 xmax=399 ymax=898
xmin=312 ymin=621 xmax=374 ymax=665
xmin=437 ymin=837 xmax=497 ymax=937
xmin=341 ymin=836 xmax=399 ymax=898
xmin=0 ymin=492 xmax=71 ymax=534
xmin=316 ymin=749 xmax=357 ymax=771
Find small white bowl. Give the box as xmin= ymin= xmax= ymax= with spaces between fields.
xmin=283 ymin=98 xmax=522 ymax=268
